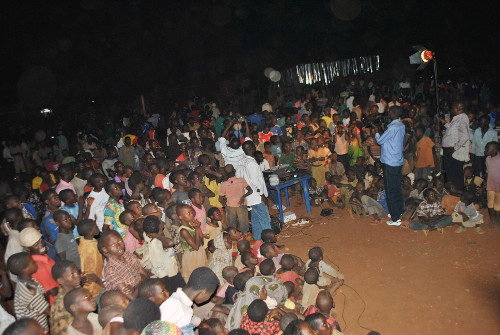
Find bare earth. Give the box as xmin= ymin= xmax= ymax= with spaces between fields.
xmin=274 ymin=198 xmax=500 ymax=335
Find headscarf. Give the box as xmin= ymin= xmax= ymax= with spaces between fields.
xmin=141 ymin=320 xmax=181 ymax=335
xmin=226 ymin=275 xmax=287 ymax=330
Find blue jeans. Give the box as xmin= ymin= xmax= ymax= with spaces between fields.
xmin=250 ymin=202 xmax=272 ymax=241
xmin=383 ymin=164 xmax=404 ymax=221
xmin=410 ymin=216 xmax=454 ymax=230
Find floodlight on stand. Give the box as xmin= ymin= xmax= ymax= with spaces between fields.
xmin=409 ymin=45 xmax=435 ymax=70
xmin=409 ymin=44 xmax=442 ymax=172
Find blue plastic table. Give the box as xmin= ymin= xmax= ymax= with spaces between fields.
xmin=266 ymin=174 xmax=312 ymax=223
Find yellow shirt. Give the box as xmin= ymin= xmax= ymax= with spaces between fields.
xmin=78 ymin=239 xmax=104 ymax=297
xmin=205 ymin=178 xmax=222 ymax=207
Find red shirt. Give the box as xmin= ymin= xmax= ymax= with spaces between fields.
xmin=32 ymin=254 xmax=59 ymax=305
xmin=276 ymin=270 xmax=300 ymax=286
xmin=258 ymin=132 xmax=273 ymax=143
xmin=240 ymin=313 xmax=280 ymax=335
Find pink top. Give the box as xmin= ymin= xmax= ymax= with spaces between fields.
xmin=55 ymin=180 xmax=76 ymax=195
xmin=192 ymin=204 xmax=207 ymax=233
xmin=219 ymin=177 xmax=249 ymax=208
xmin=124 ymin=227 xmax=141 ymax=253
xmin=486 ymin=155 xmax=500 ymax=193
xmin=216 ymin=282 xmax=230 ymax=298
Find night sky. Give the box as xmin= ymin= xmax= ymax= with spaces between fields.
xmin=2 ymin=0 xmax=498 ymax=109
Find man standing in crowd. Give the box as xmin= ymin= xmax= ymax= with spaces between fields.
xmin=441 ymin=102 xmax=470 ymax=190
xmin=238 ymin=140 xmax=272 ymax=241
xmin=375 ymin=106 xmax=405 ymax=226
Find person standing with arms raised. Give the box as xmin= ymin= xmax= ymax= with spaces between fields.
xmin=376 ymin=106 xmax=405 ymax=226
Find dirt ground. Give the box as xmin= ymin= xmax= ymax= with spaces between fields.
xmin=273 ymin=197 xmax=500 ymax=335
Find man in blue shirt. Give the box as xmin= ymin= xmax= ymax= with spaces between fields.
xmin=248 ymin=109 xmax=264 ymax=131
xmin=376 ymin=106 xmax=405 ymax=226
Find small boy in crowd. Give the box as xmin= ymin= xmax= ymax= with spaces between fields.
xmin=103 ymin=181 xmax=126 ymax=236
xmin=410 ymin=188 xmax=454 ymax=233
xmin=77 ymin=219 xmax=104 ymax=298
xmin=240 ymin=299 xmax=281 ymax=334
xmin=19 ymin=227 xmax=59 ymax=304
xmin=219 ymin=164 xmax=253 ymax=233
xmin=54 ymin=210 xmax=81 ymax=269
xmin=59 ymin=189 xmax=83 ymax=237
xmin=8 ymin=252 xmax=50 ymax=330
xmin=307 ymin=247 xmax=344 ymax=294
xmin=138 ymin=278 xmax=170 ymax=307
xmin=64 ymin=287 xmax=102 ymax=335
xmin=100 ymin=230 xmax=147 ymax=300
xmin=452 ymin=191 xmax=485 ymax=234
xmin=50 ymin=260 xmax=82 ymax=335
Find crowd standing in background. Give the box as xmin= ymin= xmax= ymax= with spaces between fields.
xmin=0 ymin=78 xmax=498 ymax=334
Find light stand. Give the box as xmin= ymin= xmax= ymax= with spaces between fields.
xmin=409 ymin=46 xmax=442 ymax=174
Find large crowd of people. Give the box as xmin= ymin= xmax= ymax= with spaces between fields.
xmin=0 ymin=78 xmax=498 ymax=335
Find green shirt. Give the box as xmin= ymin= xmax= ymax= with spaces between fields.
xmin=279 ymin=152 xmax=296 ymax=169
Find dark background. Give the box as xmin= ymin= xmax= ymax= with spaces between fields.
xmin=2 ymin=0 xmax=498 ymax=112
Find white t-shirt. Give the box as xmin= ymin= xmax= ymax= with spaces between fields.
xmin=87 ymin=189 xmax=109 ymax=231
xmin=259 ymin=159 xmax=270 ymax=172
xmin=160 ymin=288 xmax=201 ymax=328
xmin=219 ymin=137 xmax=251 ymax=167
xmin=236 ymin=156 xmax=267 ymax=206
xmin=334 ymin=134 xmax=349 ymax=155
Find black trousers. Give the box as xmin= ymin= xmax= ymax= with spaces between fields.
xmin=443 ymin=148 xmax=465 ymax=191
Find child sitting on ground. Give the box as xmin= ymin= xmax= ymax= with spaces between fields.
xmin=260 ymin=242 xmax=283 ymax=271
xmin=433 ymin=178 xmax=448 ymax=202
xmin=463 ymin=166 xmax=486 ymax=208
xmin=19 ymin=227 xmax=59 ymax=304
xmin=301 ymin=267 xmax=322 ymax=308
xmin=138 ymin=278 xmax=170 ymax=306
xmin=100 ymin=230 xmax=147 ymax=300
xmin=215 ymin=266 xmax=238 ymax=302
xmin=452 ymin=191 xmax=485 ymax=234
xmin=409 ymin=179 xmax=428 ymax=200
xmin=259 ymin=258 xmax=276 ymax=277
xmin=77 ymin=219 xmax=104 ymax=298
xmin=442 ymin=182 xmax=461 ymax=215
xmin=227 ymin=271 xmax=253 ymax=305
xmin=50 ymin=260 xmax=82 ymax=335
xmin=410 ymin=188 xmax=454 ymax=233
xmin=234 ymin=239 xmax=250 ymax=270
xmin=8 ymin=252 xmax=50 ymax=330
xmin=64 ymin=287 xmax=102 ymax=335
xmin=307 ymin=247 xmax=344 ymax=294
xmin=54 ymin=210 xmax=81 ymax=269
xmin=240 ymin=299 xmax=281 ymax=334
xmin=240 ymin=251 xmax=259 ymax=276
xmin=303 ymin=290 xmax=342 ymax=331
xmin=276 ymin=254 xmax=300 ymax=286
